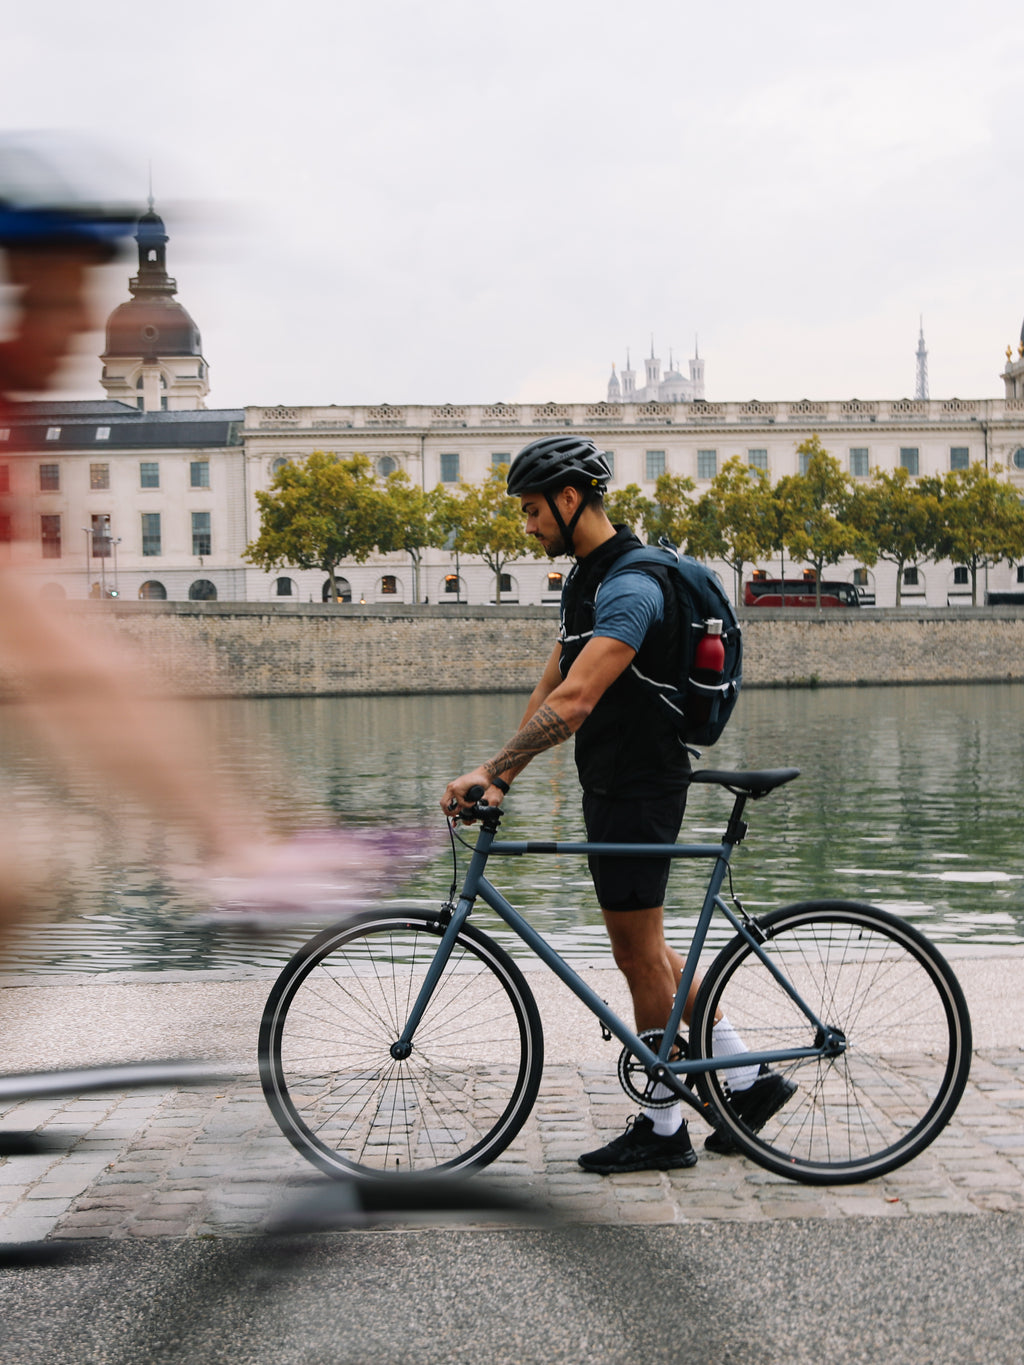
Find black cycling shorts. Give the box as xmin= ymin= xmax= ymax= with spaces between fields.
xmin=582 ymin=790 xmax=688 ymax=913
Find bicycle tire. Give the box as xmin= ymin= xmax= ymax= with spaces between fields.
xmin=259 ymin=909 xmax=544 ymax=1178
xmin=689 ymin=901 xmax=972 ymax=1185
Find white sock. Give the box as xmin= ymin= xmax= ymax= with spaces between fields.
xmin=712 ymin=1017 xmax=759 ymax=1092
xmin=644 ymin=1084 xmax=683 ymax=1136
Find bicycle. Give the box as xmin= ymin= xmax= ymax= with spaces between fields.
xmin=258 ymin=768 xmax=973 ymax=1187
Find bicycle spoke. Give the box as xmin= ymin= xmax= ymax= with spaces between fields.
xmin=260 ymin=912 xmax=543 ymax=1177
xmin=691 ymin=902 xmax=971 ymax=1184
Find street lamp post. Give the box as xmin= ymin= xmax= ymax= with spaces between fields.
xmin=81 ymin=528 xmax=91 ymax=598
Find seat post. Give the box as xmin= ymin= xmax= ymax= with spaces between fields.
xmin=723 ymin=791 xmax=749 ymax=848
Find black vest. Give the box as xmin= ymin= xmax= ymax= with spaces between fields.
xmin=559 ymin=527 xmax=690 ymax=798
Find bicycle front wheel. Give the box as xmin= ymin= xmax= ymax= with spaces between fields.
xmin=259 ymin=910 xmax=544 ymax=1178
xmin=690 ymin=901 xmax=972 ymax=1185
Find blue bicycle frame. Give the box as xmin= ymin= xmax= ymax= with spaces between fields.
xmin=396 ymin=774 xmax=841 ymax=1114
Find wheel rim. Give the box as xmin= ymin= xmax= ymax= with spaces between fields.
xmin=695 ymin=905 xmax=970 ymax=1179
xmin=261 ymin=916 xmax=539 ymax=1176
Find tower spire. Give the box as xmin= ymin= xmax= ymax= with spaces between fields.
xmin=915 ymin=316 xmax=929 ymax=401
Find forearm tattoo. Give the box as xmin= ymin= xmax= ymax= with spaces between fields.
xmin=484 ymin=703 xmax=573 ymax=781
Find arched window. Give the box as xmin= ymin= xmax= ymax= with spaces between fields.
xmin=271 ymin=457 xmax=290 ymax=475
xmin=443 ymin=573 xmax=463 ymax=597
xmin=322 ymin=577 xmax=352 ymax=603
xmin=545 ymin=572 xmax=564 ymax=595
xmin=275 ymin=576 xmax=295 ymax=597
xmin=380 ymin=575 xmax=398 ymax=595
xmin=189 ymin=579 xmax=217 ymax=601
xmin=138 ymin=580 xmax=167 ymax=601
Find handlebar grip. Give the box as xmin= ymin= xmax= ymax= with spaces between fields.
xmin=464 ymin=784 xmax=486 ymax=804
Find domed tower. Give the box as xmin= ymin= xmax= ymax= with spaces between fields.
xmin=100 ymin=202 xmax=210 ymax=410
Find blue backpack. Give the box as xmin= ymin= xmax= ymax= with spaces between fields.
xmin=600 ymin=539 xmax=743 ymax=747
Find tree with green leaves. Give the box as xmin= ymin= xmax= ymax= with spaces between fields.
xmin=244 ymin=451 xmax=385 ymax=601
xmin=604 ymin=483 xmax=656 ymax=537
xmin=774 ymin=436 xmax=871 ymax=606
xmin=445 ymin=468 xmax=544 ymax=602
xmin=645 ymin=472 xmax=697 ymax=549
xmin=852 ymin=466 xmax=939 ymax=607
xmin=375 ymin=471 xmax=450 ymax=604
xmin=924 ymin=463 xmax=1024 ymax=605
xmin=704 ymin=456 xmax=778 ymax=603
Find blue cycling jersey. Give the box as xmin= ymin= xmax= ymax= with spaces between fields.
xmin=591 ymin=570 xmax=664 ymax=653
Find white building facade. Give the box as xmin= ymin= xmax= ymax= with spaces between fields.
xmin=240 ymin=395 xmax=1024 ymax=608
xmin=4 ymin=213 xmax=1024 ymax=608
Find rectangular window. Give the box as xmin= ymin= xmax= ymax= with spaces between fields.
xmin=95 ymin=427 xmax=110 ymax=441
xmin=748 ymin=449 xmax=768 ymax=471
xmin=849 ymin=448 xmax=869 ymax=478
xmin=903 ymin=566 xmax=919 ymax=586
xmin=953 ymin=566 xmax=969 ymax=585
xmin=91 ymin=513 xmax=112 ymax=558
xmin=39 ymin=463 xmax=59 ymax=491
xmin=490 ymin=452 xmax=511 ymax=470
xmin=439 ymin=452 xmax=460 ymax=483
xmin=697 ymin=449 xmax=717 ymax=480
xmin=798 ymin=450 xmax=812 ymax=475
xmin=603 ymin=451 xmax=615 ymax=479
xmin=190 ymin=460 xmax=210 ymax=488
xmin=950 ymin=446 xmax=970 ymax=471
xmin=90 ymin=463 xmax=110 ymax=490
xmin=0 ymin=465 xmax=9 ymax=493
xmin=41 ymin=514 xmax=61 ymax=558
xmin=141 ymin=512 xmax=162 ymax=557
xmin=140 ymin=461 xmax=160 ymax=489
xmin=900 ymin=447 xmax=919 ymax=476
xmin=191 ymin=511 xmax=211 ymax=556
xmin=45 ymin=427 xmax=60 ymax=442
xmin=1017 ymin=565 xmax=1024 ymax=584
xmin=645 ymin=449 xmax=666 ymax=480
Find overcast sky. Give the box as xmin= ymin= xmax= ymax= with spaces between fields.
xmin=5 ymin=0 xmax=1024 ymax=409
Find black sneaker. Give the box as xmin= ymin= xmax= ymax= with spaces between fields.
xmin=578 ymin=1115 xmax=698 ymax=1174
xmin=705 ymin=1065 xmax=798 ymax=1154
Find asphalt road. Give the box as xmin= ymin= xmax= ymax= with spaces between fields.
xmin=3 ymin=1212 xmax=1024 ymax=1365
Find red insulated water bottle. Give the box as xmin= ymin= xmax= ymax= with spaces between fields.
xmin=689 ymin=619 xmax=726 ymax=726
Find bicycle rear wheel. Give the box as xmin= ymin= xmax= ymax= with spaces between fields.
xmin=689 ymin=901 xmax=972 ymax=1184
xmin=259 ymin=910 xmax=544 ymax=1178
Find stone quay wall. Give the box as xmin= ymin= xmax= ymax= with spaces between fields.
xmin=4 ymin=602 xmax=1021 ymax=700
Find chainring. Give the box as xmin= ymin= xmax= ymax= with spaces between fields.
xmin=616 ymin=1029 xmax=689 ymax=1108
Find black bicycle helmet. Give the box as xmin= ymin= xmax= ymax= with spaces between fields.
xmin=507 ymin=436 xmax=612 ymax=556
xmin=506 ymin=436 xmax=612 ymax=497
xmin=0 ymin=132 xmax=140 ymax=255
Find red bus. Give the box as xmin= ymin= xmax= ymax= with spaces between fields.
xmin=744 ymin=576 xmax=861 ymax=608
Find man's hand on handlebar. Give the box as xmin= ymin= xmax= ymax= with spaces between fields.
xmin=440 ymin=770 xmax=508 ymax=823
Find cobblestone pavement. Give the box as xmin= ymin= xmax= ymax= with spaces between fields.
xmin=2 ymin=1046 xmax=1022 ymax=1244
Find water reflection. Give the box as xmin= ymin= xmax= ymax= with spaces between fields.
xmin=1 ymin=684 xmax=1022 ymax=973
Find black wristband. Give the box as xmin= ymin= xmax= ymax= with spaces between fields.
xmin=491 ymin=777 xmax=510 ymax=794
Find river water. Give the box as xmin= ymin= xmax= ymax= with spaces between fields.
xmin=1 ymin=683 xmax=1022 ymax=974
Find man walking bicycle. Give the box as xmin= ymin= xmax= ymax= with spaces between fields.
xmin=440 ymin=436 xmax=793 ymax=1172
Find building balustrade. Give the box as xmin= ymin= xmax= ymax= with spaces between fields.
xmin=246 ymin=397 xmax=1024 ymax=433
